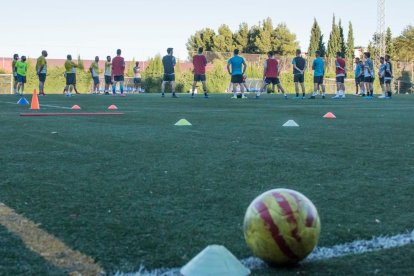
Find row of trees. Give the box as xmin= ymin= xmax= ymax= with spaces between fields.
xmin=186 ymin=18 xmax=299 ymax=56
xmin=186 ymin=16 xmax=414 ymax=63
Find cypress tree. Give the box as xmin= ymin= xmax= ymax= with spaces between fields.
xmin=327 ymin=15 xmax=341 ymax=58
xmin=308 ymin=19 xmax=322 ymax=56
xmin=346 ymin=22 xmax=355 ymax=63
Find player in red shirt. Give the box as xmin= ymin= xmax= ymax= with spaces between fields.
xmin=191 ymin=47 xmax=208 ymax=98
xmin=333 ymin=52 xmax=347 ymax=99
xmin=259 ymin=51 xmax=287 ymax=99
xmin=112 ymin=49 xmax=126 ymax=96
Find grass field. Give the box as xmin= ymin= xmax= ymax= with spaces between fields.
xmin=0 ymin=92 xmax=413 ymax=275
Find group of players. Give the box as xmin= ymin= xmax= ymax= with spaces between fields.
xmin=11 ymin=47 xmax=393 ymax=99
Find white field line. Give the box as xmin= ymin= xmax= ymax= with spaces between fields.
xmin=0 ymin=100 xmax=72 ymax=110
xmin=115 ymin=230 xmax=414 ymax=276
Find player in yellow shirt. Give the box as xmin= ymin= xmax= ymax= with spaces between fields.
xmin=12 ymin=54 xmax=19 ymax=94
xmin=15 ymin=56 xmax=28 ymax=95
xmin=63 ymin=55 xmax=79 ymax=96
xmin=89 ymin=56 xmax=100 ymax=94
xmin=36 ymin=50 xmax=48 ymax=95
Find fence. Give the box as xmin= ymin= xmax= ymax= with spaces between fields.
xmin=0 ymin=74 xmax=13 ymax=94
xmin=91 ymin=77 xmax=144 ymax=93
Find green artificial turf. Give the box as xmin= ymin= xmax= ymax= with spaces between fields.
xmin=0 ymin=93 xmax=413 ymax=275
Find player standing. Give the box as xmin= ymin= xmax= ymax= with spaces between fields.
xmin=227 ymin=49 xmax=247 ymax=99
xmin=363 ymin=52 xmax=375 ymax=98
xmin=259 ymin=51 xmax=287 ymax=99
xmin=133 ymin=62 xmax=142 ymax=93
xmin=292 ymin=49 xmax=306 ymax=99
xmin=112 ymin=49 xmax=126 ymax=96
xmin=333 ymin=52 xmax=346 ymax=99
xmin=64 ymin=55 xmax=79 ymax=96
xmin=354 ymin=58 xmax=365 ymax=96
xmin=384 ymin=55 xmax=393 ymax=99
xmin=191 ymin=47 xmax=208 ymax=98
xmin=378 ymin=57 xmax=387 ymax=98
xmin=104 ymin=56 xmax=112 ymax=95
xmin=36 ymin=50 xmax=48 ymax=96
xmin=15 ymin=56 xmax=27 ymax=95
xmin=310 ymin=50 xmax=325 ymax=99
xmin=162 ymin=48 xmax=177 ymax=98
xmin=89 ymin=56 xmax=100 ymax=94
xmin=12 ymin=54 xmax=19 ymax=94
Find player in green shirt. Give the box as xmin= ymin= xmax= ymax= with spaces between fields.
xmin=15 ymin=56 xmax=28 ymax=95
xmin=36 ymin=50 xmax=48 ymax=95
xmin=63 ymin=55 xmax=79 ymax=96
xmin=12 ymin=54 xmax=19 ymax=94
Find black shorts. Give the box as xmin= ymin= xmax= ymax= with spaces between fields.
xmin=92 ymin=76 xmax=100 ymax=85
xmin=17 ymin=74 xmax=26 ymax=84
xmin=336 ymin=76 xmax=345 ymax=83
xmin=134 ymin=78 xmax=141 ymax=84
xmin=379 ymin=77 xmax=385 ymax=85
xmin=294 ymin=74 xmax=304 ymax=83
xmin=163 ymin=74 xmax=175 ymax=82
xmin=355 ymin=76 xmax=364 ymax=84
xmin=38 ymin=73 xmax=46 ymax=82
xmin=314 ymin=76 xmax=324 ymax=85
xmin=385 ymin=78 xmax=392 ymax=84
xmin=194 ymin=74 xmax=206 ymax=82
xmin=231 ymin=74 xmax=244 ymax=84
xmin=66 ymin=73 xmax=76 ymax=85
xmin=264 ymin=77 xmax=280 ymax=85
xmin=364 ymin=76 xmax=373 ymax=83
xmin=114 ymin=75 xmax=124 ymax=82
xmin=105 ymin=75 xmax=113 ymax=85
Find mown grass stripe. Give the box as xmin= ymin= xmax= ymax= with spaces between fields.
xmin=0 ymin=202 xmax=104 ymax=276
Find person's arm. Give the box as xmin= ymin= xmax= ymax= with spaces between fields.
xmin=312 ymin=60 xmax=315 ymax=71
xmin=242 ymin=60 xmax=247 ymax=75
xmin=227 ymin=63 xmax=231 ymax=75
xmin=263 ymin=61 xmax=267 ymax=78
xmin=292 ymin=58 xmax=302 ymax=74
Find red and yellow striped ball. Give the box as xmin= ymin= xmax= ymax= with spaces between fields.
xmin=243 ymin=189 xmax=321 ymax=266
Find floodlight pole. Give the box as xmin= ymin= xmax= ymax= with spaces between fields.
xmin=377 ymin=0 xmax=386 ymax=57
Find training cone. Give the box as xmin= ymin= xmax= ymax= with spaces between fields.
xmin=323 ymin=112 xmax=336 ymax=119
xmin=30 ymin=89 xmax=40 ymax=110
xmin=180 ymin=245 xmax=250 ymax=276
xmin=283 ymin=120 xmax=299 ymax=127
xmin=108 ymin=105 xmax=118 ymax=110
xmin=71 ymin=105 xmax=81 ymax=110
xmin=175 ymin=119 xmax=192 ymax=126
xmin=17 ymin=97 xmax=30 ymax=105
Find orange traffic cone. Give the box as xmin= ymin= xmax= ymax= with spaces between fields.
xmin=71 ymin=105 xmax=81 ymax=110
xmin=108 ymin=105 xmax=118 ymax=110
xmin=30 ymin=89 xmax=40 ymax=110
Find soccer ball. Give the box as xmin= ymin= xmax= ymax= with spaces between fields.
xmin=243 ymin=189 xmax=321 ymax=266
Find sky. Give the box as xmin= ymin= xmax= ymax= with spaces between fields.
xmin=1 ymin=0 xmax=413 ymax=61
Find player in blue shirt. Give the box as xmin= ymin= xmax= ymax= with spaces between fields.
xmin=310 ymin=50 xmax=325 ymax=99
xmin=354 ymin=58 xmax=365 ymax=96
xmin=227 ymin=49 xmax=247 ymax=99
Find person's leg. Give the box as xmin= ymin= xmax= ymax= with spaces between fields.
xmin=240 ymin=82 xmax=246 ymax=98
xmin=191 ymin=81 xmax=197 ymax=96
xmin=112 ymin=81 xmax=117 ymax=94
xmin=171 ymin=81 xmax=176 ymax=97
xmin=161 ymin=81 xmax=166 ymax=97
xmin=300 ymin=82 xmax=305 ymax=98
xmin=201 ymin=81 xmax=208 ymax=97
xmin=294 ymin=82 xmax=299 ymax=97
xmin=359 ymin=82 xmax=365 ymax=95
xmin=342 ymin=81 xmax=346 ymax=98
xmin=120 ymin=81 xmax=124 ymax=94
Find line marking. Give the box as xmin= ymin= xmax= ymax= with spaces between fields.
xmin=0 ymin=202 xmax=104 ymax=275
xmin=0 ymin=101 xmax=72 ymax=110
xmin=115 ymin=230 xmax=414 ymax=276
